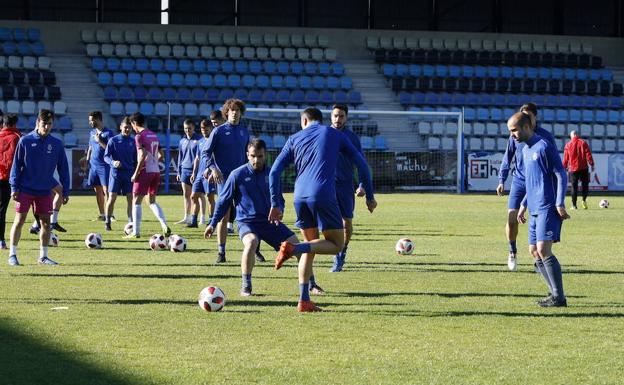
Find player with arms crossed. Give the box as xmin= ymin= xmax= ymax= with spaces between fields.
xmin=269 ymin=107 xmax=377 ymax=312
xmin=496 ymin=103 xmax=555 ymax=271
xmin=175 ymin=119 xmax=202 ymax=225
xmin=85 ymin=111 xmax=113 ymax=221
xmin=509 ymin=112 xmax=569 ymax=307
xmin=189 ymin=118 xmax=215 ymax=228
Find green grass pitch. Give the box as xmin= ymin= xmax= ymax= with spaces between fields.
xmin=1 ymin=194 xmax=622 ymax=385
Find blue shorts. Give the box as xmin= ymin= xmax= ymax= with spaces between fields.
xmin=528 ymin=209 xmax=562 ymax=245
xmin=336 ymin=184 xmax=355 ymax=219
xmin=238 ymin=221 xmax=295 ymax=250
xmin=508 ymin=179 xmax=526 ymax=210
xmin=294 ymin=198 xmax=343 ymax=231
xmin=179 ymin=168 xmax=193 ymax=185
xmin=108 ymin=172 xmax=133 ymax=195
xmin=87 ymin=165 xmax=110 ymax=187
xmin=191 ymin=174 xmax=216 ymax=194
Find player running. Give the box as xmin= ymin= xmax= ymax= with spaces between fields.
xmin=175 ymin=119 xmax=202 ymax=225
xmin=124 ymin=112 xmax=170 ymax=238
xmin=509 ymin=112 xmax=569 ymax=307
xmin=269 ymin=107 xmax=377 ymax=312
xmin=85 ymin=111 xmax=113 ymax=221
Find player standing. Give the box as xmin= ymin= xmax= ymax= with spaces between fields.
xmin=125 ymin=112 xmax=171 ymax=238
xmin=103 ymin=116 xmax=137 ymax=231
xmin=201 ymin=99 xmax=249 ymax=263
xmin=8 ymin=109 xmax=70 ymax=265
xmin=496 ymin=103 xmax=555 ymax=271
xmin=85 ymin=111 xmax=113 ymax=221
xmin=563 ymin=130 xmax=594 ymax=210
xmin=175 ymin=119 xmax=202 ymax=225
xmin=509 ymin=112 xmax=569 ymax=307
xmin=269 ymin=108 xmax=377 ymax=312
xmin=0 ymin=113 xmax=21 ymax=249
xmin=189 ymin=118 xmax=214 ymax=228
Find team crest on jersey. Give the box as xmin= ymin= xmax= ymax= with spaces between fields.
xmin=47 ymin=144 xmax=52 ymax=153
xmin=244 ymin=177 xmax=251 ymax=182
xmin=546 ymin=230 xmax=553 ymax=236
xmin=31 ymin=143 xmax=37 ymax=147
xmin=225 ymin=131 xmax=231 ymax=136
xmin=532 ymin=152 xmax=538 ymax=161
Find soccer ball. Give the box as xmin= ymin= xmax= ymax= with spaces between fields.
xmin=123 ymin=222 xmax=134 ymax=235
xmin=169 ymin=234 xmax=187 ymax=252
xmin=395 ymin=238 xmax=414 ymax=255
xmin=599 ymin=199 xmax=609 ymax=208
xmin=48 ymin=232 xmax=59 ymax=247
xmin=149 ymin=234 xmax=168 ymax=251
xmin=85 ymin=233 xmax=103 ymax=249
xmin=198 ymin=286 xmax=226 ymax=312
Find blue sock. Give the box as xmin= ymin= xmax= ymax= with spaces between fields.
xmin=309 ymin=274 xmax=316 ymax=286
xmin=190 ymin=214 xmax=197 ymax=225
xmin=542 ymin=255 xmax=565 ymax=299
xmin=534 ymin=259 xmax=553 ymax=294
xmin=509 ymin=241 xmax=517 ymax=254
xmin=293 ymin=243 xmax=311 ymax=255
xmin=218 ymin=244 xmax=225 ymax=254
xmin=341 ymin=245 xmax=348 ymax=259
xmin=299 ymin=282 xmax=310 ymax=301
xmin=242 ymin=274 xmax=252 ymax=290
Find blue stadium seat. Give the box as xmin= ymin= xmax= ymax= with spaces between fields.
xmin=191 ymin=87 xmax=205 ymax=101
xmin=150 ymin=59 xmax=164 ymax=72
xmin=299 ymin=75 xmax=312 ymax=89
xmin=227 ymin=74 xmax=241 ymax=88
xmin=256 ymin=75 xmax=269 ymax=88
xmin=262 ymin=89 xmax=277 ymax=104
xmin=242 ymin=74 xmax=255 ymax=88
xmin=340 ymin=76 xmax=353 ymax=90
xmin=192 ymin=59 xmax=206 ymax=73
xmin=0 ymin=28 xmax=11 ymax=41
xmin=312 ymin=76 xmax=325 ymax=89
xmin=273 ymin=134 xmax=286 ymax=148
xmin=374 ymin=135 xmax=387 ymax=150
xmin=291 ymin=89 xmax=304 ymax=103
xmin=27 ymin=28 xmax=40 ymax=42
xmin=581 ymin=110 xmax=594 ymax=123
xmin=399 ymin=91 xmax=412 ymax=105
xmin=542 ymin=108 xmax=556 ymax=122
xmin=177 ymin=88 xmax=191 ymax=102
xmin=285 ymin=75 xmax=297 ymax=89
xmin=568 ymin=110 xmax=581 ymax=122
xmin=408 ymin=64 xmax=421 ymax=77
xmin=124 ymin=102 xmax=138 ymax=115
xmin=234 ymin=60 xmax=248 ymax=73
xmin=170 ymin=103 xmax=183 ymax=116
xmin=92 ymin=57 xmax=106 ymax=71
xmin=248 ymin=89 xmax=263 ymax=102
xmin=13 ymin=28 xmax=27 ymax=41
xmin=320 ymin=90 xmax=333 ymax=104
xmin=263 ymin=61 xmax=277 ymax=74
xmin=318 ymin=62 xmax=330 ymax=75
xmin=179 ymin=59 xmax=192 ymax=72
xmin=474 ymin=66 xmax=487 ymax=78
xmin=118 ymin=86 xmax=133 ymax=101
xmin=221 ymin=60 xmax=234 ymax=73
xmin=464 ymin=107 xmax=476 ymax=121
xmin=156 ymin=73 xmax=170 ymax=87
xmin=3 ymin=42 xmax=17 ymax=55
xmin=110 ymin=101 xmax=124 ymax=116
xmin=147 ymin=87 xmax=162 ymax=101
xmin=214 ymin=74 xmax=227 ymax=87
xmin=127 ymin=72 xmax=141 ymax=86
xmin=305 ymin=90 xmax=320 ymax=103
xmin=163 ymin=87 xmax=176 ymax=100
xmin=107 ymin=58 xmax=120 ymax=71
xmin=249 ymin=60 xmax=262 ymax=74
xmin=134 ymin=86 xmax=147 ymax=100
xmin=595 ymin=110 xmax=608 ymax=123
xmin=477 ymin=108 xmax=489 ymax=121
xmin=277 ymin=61 xmax=289 ymax=74
xmin=164 ymin=59 xmax=178 ymax=72
xmin=199 ymin=74 xmax=212 ymax=87
xmin=103 ymin=86 xmax=117 ymax=101
xmin=139 ymin=102 xmax=154 ymax=115
xmin=270 ymin=75 xmax=283 ymax=88
xmin=205 ymin=89 xmax=219 ymax=102
xmin=304 ymin=62 xmax=317 ymax=75
xmin=335 ymin=90 xmax=348 ymax=103
xmin=136 ymin=58 xmax=149 ymax=71
xmin=206 ymin=60 xmax=219 ymax=73
xmin=154 ymin=102 xmax=168 ymax=116
xmin=361 ymin=136 xmax=374 ymax=150
xmin=276 ymin=90 xmax=290 ymax=103
xmin=64 ymin=133 xmax=78 ymax=148
xmin=608 ymin=110 xmax=620 ymax=123
xmin=185 ymin=73 xmax=199 ymax=87
xmin=291 ymin=61 xmax=304 ymax=74
xmin=121 ymin=58 xmax=135 ymax=71
xmin=57 ymin=116 xmax=72 ymax=132
xmin=97 ymin=72 xmax=112 ymax=85
xmin=490 ymin=108 xmax=503 ymax=121
xmin=17 ymin=42 xmax=32 ymax=55
xmin=395 ymin=64 xmax=408 ymax=76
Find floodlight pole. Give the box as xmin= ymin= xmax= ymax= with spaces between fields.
xmin=165 ymin=102 xmax=171 ymax=194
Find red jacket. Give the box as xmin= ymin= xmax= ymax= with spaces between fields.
xmin=0 ymin=126 xmax=22 ymax=181
xmin=563 ymin=136 xmax=594 ymax=172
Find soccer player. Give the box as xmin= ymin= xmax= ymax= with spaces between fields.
xmin=201 ymin=99 xmax=250 ymax=263
xmin=0 ymin=113 xmax=21 ymax=249
xmin=329 ymin=104 xmax=367 ymax=272
xmin=204 ymin=139 xmax=308 ymax=295
xmin=563 ymin=130 xmax=594 ymax=210
xmin=509 ymin=112 xmax=569 ymax=307
xmin=175 ymin=119 xmax=202 ymax=225
xmin=269 ymin=107 xmax=377 ymax=312
xmin=189 ymin=118 xmax=215 ymax=228
xmin=85 ymin=111 xmax=113 ymax=221
xmin=496 ymin=103 xmax=555 ymax=271
xmin=103 ymin=116 xmax=137 ymax=231
xmin=8 ymin=109 xmax=70 ymax=265
xmin=125 ymin=112 xmax=171 ymax=238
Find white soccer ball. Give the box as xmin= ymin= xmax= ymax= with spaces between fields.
xmin=169 ymin=234 xmax=187 ymax=252
xmin=149 ymin=234 xmax=168 ymax=251
xmin=123 ymin=222 xmax=134 ymax=235
xmin=85 ymin=232 xmax=103 ymax=249
xmin=48 ymin=232 xmax=59 ymax=247
xmin=599 ymin=199 xmax=609 ymax=208
xmin=395 ymin=238 xmax=414 ymax=255
xmin=198 ymin=286 xmax=226 ymax=312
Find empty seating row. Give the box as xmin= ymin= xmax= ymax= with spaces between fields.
xmin=86 ymin=43 xmax=337 ymax=61
xmin=368 ymin=36 xmax=592 ymax=54
xmin=467 ymin=106 xmax=624 ymax=124
xmin=0 ymin=56 xmax=51 ymax=70
xmin=1 ymin=85 xmax=61 ymax=101
xmin=10 ymin=115 xmax=73 ymax=132
xmin=374 ymin=48 xmax=601 ymax=68
xmin=0 ymin=28 xmax=41 ymax=43
xmin=400 ymin=92 xmax=624 ymax=109
xmin=82 ymin=30 xmax=329 ymax=48
xmin=91 ymin=57 xmax=345 ymax=76
xmin=2 ymin=41 xmax=45 ymax=57
xmin=445 ymin=136 xmax=624 ymax=153
xmin=0 ymin=100 xmax=67 ymax=115
xmin=382 ymin=64 xmax=613 ymax=81
xmin=392 ymin=77 xmax=622 ymax=96
xmin=97 ymin=72 xmax=353 ymax=90
xmin=0 ymin=69 xmax=57 ymax=85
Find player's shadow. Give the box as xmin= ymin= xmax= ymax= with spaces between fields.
xmin=326 ymin=308 xmax=624 ymax=318
xmin=17 ymin=273 xmax=241 ymax=280
xmin=332 ymin=291 xmax=586 ymax=299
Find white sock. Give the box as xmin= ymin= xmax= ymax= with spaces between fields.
xmin=127 ymin=216 xmax=132 ymax=223
xmin=185 ymin=214 xmax=192 ymax=222
xmin=150 ymin=203 xmax=167 ymax=227
xmin=10 ymin=244 xmax=17 ymax=255
xmin=40 ymin=246 xmax=48 ymax=259
xmin=32 ymin=220 xmax=38 ymax=227
xmin=51 ymin=210 xmax=59 ymax=224
xmin=133 ymin=204 xmax=142 ymax=235
xmin=227 ymin=222 xmax=233 ymax=230
xmin=199 ymin=214 xmax=205 ymax=223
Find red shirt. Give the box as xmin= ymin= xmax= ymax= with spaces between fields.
xmin=0 ymin=126 xmax=22 ymax=180
xmin=563 ymin=136 xmax=594 ymax=172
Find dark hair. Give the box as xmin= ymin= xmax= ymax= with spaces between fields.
xmin=332 ymin=104 xmax=349 ymax=114
xmin=221 ymin=99 xmax=246 ymax=117
xmin=38 ymin=109 xmax=54 ymax=123
xmin=247 ymin=138 xmax=266 ymax=152
xmin=3 ymin=113 xmax=18 ymax=127
xmin=120 ymin=116 xmax=131 ymax=127
xmin=519 ymin=102 xmax=538 ymax=117
xmin=209 ymin=110 xmax=223 ymax=120
xmin=200 ymin=119 xmax=211 ymax=127
xmin=129 ymin=112 xmax=145 ymax=126
xmin=301 ymin=107 xmax=323 ymax=123
xmin=88 ymin=110 xmax=103 ymax=121
xmin=183 ymin=118 xmax=195 ymax=126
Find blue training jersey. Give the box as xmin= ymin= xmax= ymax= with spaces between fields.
xmin=335 ymin=126 xmax=364 ymax=188
xmin=499 ymin=126 xmax=556 ymax=184
xmin=269 ymin=123 xmax=374 ymax=207
xmin=521 ymin=134 xmax=567 ymax=213
xmin=201 ymin=122 xmax=249 ymax=179
xmin=10 ymin=130 xmax=70 ymax=197
xmin=210 ymin=163 xmax=274 ymax=227
xmin=177 ymin=133 xmax=202 ymax=175
xmin=89 ymin=127 xmax=114 ymax=168
xmin=104 ymin=134 xmax=137 ymax=176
